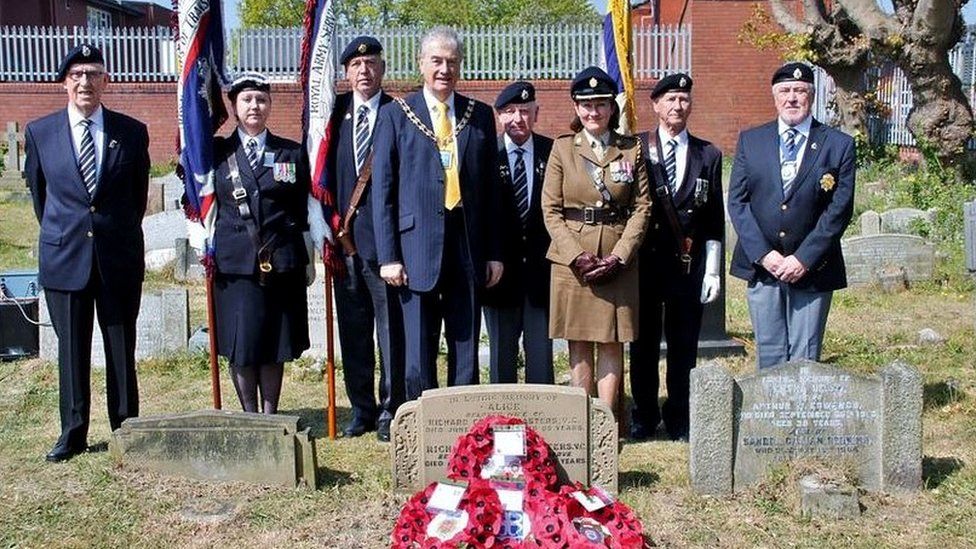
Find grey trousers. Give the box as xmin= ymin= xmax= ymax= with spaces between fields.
xmin=483 ymin=295 xmax=554 ymax=384
xmin=746 ymin=279 xmax=833 ymax=369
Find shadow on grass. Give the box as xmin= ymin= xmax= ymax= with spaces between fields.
xmin=316 ymin=465 xmax=355 ymax=489
xmin=923 ymin=381 xmax=966 ymax=410
xmin=619 ymin=470 xmax=660 ymax=489
xmin=280 ymin=406 xmax=354 ymax=439
xmin=923 ymin=455 xmax=965 ymax=489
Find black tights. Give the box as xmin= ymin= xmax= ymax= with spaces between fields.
xmin=231 ymin=363 xmax=284 ymax=414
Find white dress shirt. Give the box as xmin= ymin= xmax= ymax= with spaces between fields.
xmin=237 ymin=127 xmax=269 ymax=163
xmin=658 ymin=126 xmax=689 ymax=192
xmin=67 ymin=104 xmax=105 ymax=183
xmin=778 ymin=114 xmax=813 ymax=169
xmin=504 ymin=133 xmax=535 ymax=208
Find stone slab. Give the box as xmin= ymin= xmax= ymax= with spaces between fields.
xmin=798 ymin=475 xmax=861 ymax=520
xmin=110 ymin=410 xmax=317 ymax=489
xmin=392 ymin=384 xmax=618 ymax=494
xmin=859 ymin=210 xmax=881 ymax=236
xmin=142 ymin=210 xmax=189 ymax=252
xmin=879 ymin=207 xmax=935 ymax=234
xmin=841 ymin=234 xmax=935 ymax=285
xmin=39 ymin=288 xmax=188 ymax=367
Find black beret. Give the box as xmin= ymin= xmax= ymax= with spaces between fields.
xmin=651 ymin=73 xmax=692 ymax=99
xmin=228 ymin=72 xmax=271 ymax=101
xmin=56 ymin=44 xmax=104 ymax=82
xmin=571 ymin=66 xmax=617 ymax=101
xmin=494 ymin=81 xmax=535 ymax=109
xmin=772 ymin=62 xmax=815 ymax=85
xmin=340 ymin=36 xmax=383 ymax=65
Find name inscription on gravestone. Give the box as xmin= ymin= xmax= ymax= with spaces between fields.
xmin=841 ymin=234 xmax=935 ymax=284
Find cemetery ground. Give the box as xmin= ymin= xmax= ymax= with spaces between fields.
xmin=2 ymin=169 xmax=976 ymax=548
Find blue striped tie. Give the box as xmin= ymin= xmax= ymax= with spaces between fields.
xmin=246 ymin=138 xmax=259 ymax=171
xmin=355 ymin=104 xmax=371 ymax=174
xmin=512 ymin=147 xmax=529 ymax=225
xmin=78 ymin=119 xmax=97 ymax=197
xmin=664 ymin=138 xmax=677 ymax=192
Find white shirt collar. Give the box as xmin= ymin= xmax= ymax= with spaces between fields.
xmin=237 ymin=127 xmax=268 ymax=151
xmin=423 ymin=87 xmax=456 ymax=118
xmin=778 ymin=115 xmax=813 ymax=138
xmin=353 ymin=90 xmax=382 ymax=114
xmin=504 ymin=133 xmax=534 ymax=156
xmin=657 ymin=126 xmax=688 ymax=148
xmin=67 ymin=103 xmax=103 ymax=129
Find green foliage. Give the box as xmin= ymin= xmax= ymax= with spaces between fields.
xmin=239 ymin=0 xmax=305 ymax=28
xmin=737 ymin=4 xmax=815 ymax=61
xmin=335 ymin=0 xmax=598 ymax=27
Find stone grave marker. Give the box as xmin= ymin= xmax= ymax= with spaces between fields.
xmin=879 ymin=207 xmax=935 ymax=234
xmin=110 ymin=410 xmax=317 ymax=489
xmin=841 ymin=234 xmax=935 ymax=285
xmin=859 ymin=210 xmax=881 ymax=236
xmin=689 ymin=360 xmax=921 ymax=495
xmin=143 ymin=210 xmax=189 ymax=253
xmin=39 ymin=288 xmax=188 ymax=367
xmin=391 ymin=384 xmax=618 ymax=494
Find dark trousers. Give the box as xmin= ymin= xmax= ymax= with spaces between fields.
xmin=483 ymin=295 xmax=553 ymax=384
xmin=334 ymin=253 xmax=406 ymax=423
xmin=45 ymin=263 xmax=141 ymax=449
xmin=629 ymin=290 xmax=703 ymax=438
xmin=401 ymin=210 xmax=479 ymax=401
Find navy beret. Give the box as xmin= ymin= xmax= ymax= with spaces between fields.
xmin=494 ymin=81 xmax=535 ymax=109
xmin=340 ymin=36 xmax=383 ymax=65
xmin=228 ymin=72 xmax=271 ymax=101
xmin=571 ymin=66 xmax=617 ymax=100
xmin=772 ymin=62 xmax=815 ymax=85
xmin=56 ymin=44 xmax=104 ymax=82
xmin=651 ymin=73 xmax=692 ymax=99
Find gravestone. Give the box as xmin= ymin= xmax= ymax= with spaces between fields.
xmin=392 ymin=384 xmax=618 ymax=494
xmin=173 ymin=238 xmax=206 ymax=281
xmin=689 ymin=360 xmax=921 ymax=495
xmin=110 ymin=410 xmax=317 ymax=489
xmin=694 ymin=236 xmax=744 ymax=358
xmin=39 ymin=288 xmax=189 ymax=367
xmin=841 ymin=234 xmax=935 ymax=285
xmin=142 ymin=210 xmax=189 ymax=252
xmin=879 ymin=207 xmax=935 ymax=234
xmin=859 ymin=210 xmax=881 ymax=236
xmin=304 ymin=263 xmax=343 ymax=358
xmin=147 ymin=173 xmax=185 ymax=215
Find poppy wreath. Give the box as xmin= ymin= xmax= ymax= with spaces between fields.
xmin=391 ymin=479 xmax=505 ymax=548
xmin=549 ymin=483 xmax=645 ymax=548
xmin=445 ymin=415 xmax=558 ymax=489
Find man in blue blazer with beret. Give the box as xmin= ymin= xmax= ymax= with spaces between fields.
xmin=25 ymin=44 xmax=150 ymax=462
xmin=728 ymin=62 xmax=855 ymax=369
xmin=372 ymin=27 xmax=503 ymax=401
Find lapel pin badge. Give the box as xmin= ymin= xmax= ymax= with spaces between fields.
xmin=108 ymin=139 xmax=118 ymax=149
xmin=810 ymin=142 xmax=818 ymax=150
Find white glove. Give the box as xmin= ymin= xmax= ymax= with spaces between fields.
xmin=307 ymin=194 xmax=332 ymax=254
xmin=303 ymin=231 xmax=317 ymax=287
xmin=186 ymin=220 xmax=208 ymax=255
xmin=700 ymin=239 xmax=722 ymax=304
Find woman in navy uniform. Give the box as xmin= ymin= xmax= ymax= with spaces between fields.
xmin=541 ymin=67 xmax=651 ymax=412
xmin=211 ymin=73 xmax=316 ymax=414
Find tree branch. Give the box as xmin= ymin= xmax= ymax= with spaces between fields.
xmin=836 ymin=0 xmax=900 ymax=37
xmin=801 ymin=0 xmax=828 ymax=26
xmin=768 ymin=0 xmax=814 ymax=34
xmin=911 ymin=0 xmax=964 ymax=46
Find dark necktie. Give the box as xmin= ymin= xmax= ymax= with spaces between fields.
xmin=78 ymin=118 xmax=97 ymax=197
xmin=512 ymin=147 xmax=529 ymax=225
xmin=246 ymin=137 xmax=259 ymax=172
xmin=782 ymin=128 xmax=803 ymax=192
xmin=355 ymin=104 xmax=372 ymax=174
xmin=664 ymin=138 xmax=677 ymax=192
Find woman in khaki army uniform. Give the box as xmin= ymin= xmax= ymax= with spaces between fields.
xmin=542 ymin=67 xmax=652 ymax=411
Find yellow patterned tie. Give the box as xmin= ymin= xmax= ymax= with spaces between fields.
xmin=435 ymin=102 xmax=461 ymax=209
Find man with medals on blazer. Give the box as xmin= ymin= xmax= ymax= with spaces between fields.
xmin=326 ymin=36 xmax=404 ymax=442
xmin=25 ymin=45 xmax=150 ymax=462
xmin=372 ymin=27 xmax=503 ymax=401
xmin=629 ymin=73 xmax=724 ymax=441
xmin=482 ymin=81 xmax=555 ymax=385
xmin=728 ymin=62 xmax=855 ymax=369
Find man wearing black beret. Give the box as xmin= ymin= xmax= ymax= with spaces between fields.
xmin=629 ymin=73 xmax=724 ymax=441
xmin=482 ymin=81 xmax=555 ymax=385
xmin=326 ymin=35 xmax=404 ymax=442
xmin=25 ymin=44 xmax=150 ymax=462
xmin=728 ymin=62 xmax=856 ymax=369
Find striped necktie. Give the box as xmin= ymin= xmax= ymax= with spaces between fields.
xmin=246 ymin=137 xmax=259 ymax=172
xmin=78 ymin=118 xmax=97 ymax=197
xmin=782 ymin=128 xmax=804 ymax=192
xmin=512 ymin=147 xmax=529 ymax=225
xmin=664 ymin=138 xmax=678 ymax=192
xmin=355 ymin=104 xmax=372 ymax=174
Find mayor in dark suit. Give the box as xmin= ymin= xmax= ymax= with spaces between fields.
xmin=482 ymin=81 xmax=555 ymax=385
xmin=25 ymin=45 xmax=150 ymax=462
xmin=372 ymin=27 xmax=503 ymax=401
xmin=629 ymin=74 xmax=724 ymax=441
xmin=326 ymin=36 xmax=404 ymax=441
xmin=211 ymin=73 xmax=315 ymax=413
xmin=728 ymin=62 xmax=855 ymax=369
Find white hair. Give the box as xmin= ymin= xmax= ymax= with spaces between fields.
xmin=420 ymin=26 xmax=464 ymax=61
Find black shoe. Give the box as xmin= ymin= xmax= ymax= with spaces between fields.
xmin=629 ymin=418 xmax=659 ymax=441
xmin=376 ymin=419 xmax=391 ymax=442
xmin=342 ymin=419 xmax=375 ymax=438
xmin=45 ymin=443 xmax=86 ymax=463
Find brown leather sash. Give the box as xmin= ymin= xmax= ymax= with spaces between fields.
xmin=336 ymin=151 xmax=373 ymax=256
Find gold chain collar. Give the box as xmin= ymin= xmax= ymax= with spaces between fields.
xmin=394 ymin=96 xmax=475 ymax=149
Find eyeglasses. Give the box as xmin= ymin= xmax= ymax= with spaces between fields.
xmin=67 ymin=69 xmax=105 ymax=81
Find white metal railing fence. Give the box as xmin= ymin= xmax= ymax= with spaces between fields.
xmin=0 ymin=24 xmax=691 ymax=83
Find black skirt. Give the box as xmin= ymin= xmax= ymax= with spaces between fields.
xmin=214 ymin=271 xmax=310 ymax=368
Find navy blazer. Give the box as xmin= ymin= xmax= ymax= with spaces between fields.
xmin=212 ymin=132 xmax=310 ymax=276
xmin=371 ymin=91 xmax=502 ymax=292
xmin=482 ymin=133 xmax=553 ymax=308
xmin=728 ymin=118 xmax=855 ymax=291
xmin=641 ymin=130 xmax=724 ymax=292
xmin=325 ymin=91 xmax=393 ymax=263
xmin=25 ymin=107 xmax=150 ymax=292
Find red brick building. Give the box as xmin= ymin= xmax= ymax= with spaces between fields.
xmin=0 ymin=0 xmax=173 ymax=28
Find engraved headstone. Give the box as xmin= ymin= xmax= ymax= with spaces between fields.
xmin=142 ymin=210 xmax=189 ymax=252
xmin=303 ymin=263 xmax=343 ymax=358
xmin=841 ymin=234 xmax=935 ymax=285
xmin=879 ymin=207 xmax=935 ymax=234
xmin=859 ymin=210 xmax=881 ymax=236
xmin=392 ymin=384 xmax=618 ymax=494
xmin=690 ymin=360 xmax=921 ymax=494
xmin=110 ymin=410 xmax=317 ymax=489
xmin=39 ymin=288 xmax=189 ymax=367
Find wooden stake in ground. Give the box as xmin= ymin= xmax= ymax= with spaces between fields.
xmin=324 ymin=270 xmax=337 ymax=439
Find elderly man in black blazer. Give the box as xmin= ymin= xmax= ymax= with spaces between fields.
xmin=25 ymin=44 xmax=150 ymax=462
xmin=728 ymin=62 xmax=855 ymax=369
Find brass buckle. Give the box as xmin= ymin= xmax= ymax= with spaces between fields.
xmin=259 ymin=261 xmax=273 ymax=273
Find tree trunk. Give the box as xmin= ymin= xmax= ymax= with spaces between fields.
xmin=900 ymin=52 xmax=974 ymax=164
xmin=821 ymin=61 xmax=872 ymax=141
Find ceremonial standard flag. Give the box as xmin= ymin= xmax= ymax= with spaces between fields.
xmin=602 ymin=0 xmax=636 ymax=134
xmin=176 ymin=0 xmax=227 ymax=263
